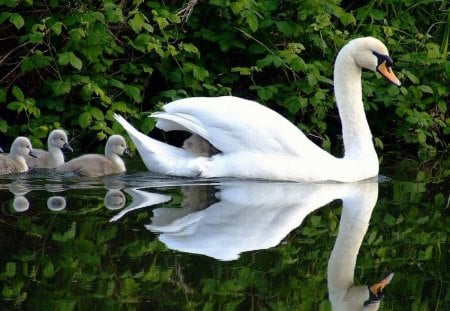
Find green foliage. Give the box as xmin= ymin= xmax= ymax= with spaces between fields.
xmin=0 ymin=0 xmax=448 ymax=156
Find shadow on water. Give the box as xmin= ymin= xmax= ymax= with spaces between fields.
xmin=0 ymin=164 xmax=448 ymax=310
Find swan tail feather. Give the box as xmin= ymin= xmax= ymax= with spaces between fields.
xmin=113 ymin=114 xmax=202 ymax=176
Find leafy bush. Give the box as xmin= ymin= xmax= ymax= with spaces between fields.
xmin=0 ymin=0 xmax=448 ymax=157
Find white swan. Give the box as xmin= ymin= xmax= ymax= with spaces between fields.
xmin=115 ymin=37 xmax=400 ymax=182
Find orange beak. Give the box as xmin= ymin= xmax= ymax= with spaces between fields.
xmin=369 ymin=272 xmax=395 ymax=296
xmin=377 ymin=62 xmax=401 ymax=87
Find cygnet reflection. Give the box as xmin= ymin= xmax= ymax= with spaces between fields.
xmin=47 ymin=196 xmax=67 ymax=211
xmin=109 ymin=188 xmax=171 ymax=222
xmin=13 ymin=196 xmax=29 ymax=212
xmin=9 ymin=181 xmax=31 ymax=212
xmin=104 ymin=189 xmax=127 ymax=210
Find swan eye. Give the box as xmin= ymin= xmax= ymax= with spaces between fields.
xmin=372 ymin=50 xmax=393 ymax=68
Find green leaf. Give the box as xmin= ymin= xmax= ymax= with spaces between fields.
xmin=9 ymin=13 xmax=24 ymax=29
xmin=404 ymin=71 xmax=419 ymax=84
xmin=245 ymin=12 xmax=258 ymax=32
xmin=383 ymin=213 xmax=396 ymax=226
xmin=231 ymin=67 xmax=252 ymax=75
xmin=21 ymin=52 xmax=52 ymax=72
xmin=374 ymin=137 xmax=384 ymax=149
xmin=58 ymin=52 xmax=83 ymax=70
xmin=417 ymin=130 xmax=427 ymax=144
xmin=69 ymin=53 xmax=82 ymax=70
xmin=51 ymin=80 xmax=72 ymax=96
xmin=124 ymin=85 xmax=142 ymax=103
xmin=89 ymin=107 xmax=104 ymax=121
xmin=78 ymin=112 xmax=92 ymax=129
xmin=7 ymin=101 xmax=24 ymax=112
xmin=129 ymin=12 xmax=146 ymax=33
xmin=12 ymin=86 xmax=25 ymax=102
xmin=43 ymin=262 xmax=55 ymax=278
xmin=5 ymin=262 xmax=16 ymax=277
xmin=52 ymin=222 xmax=76 ymax=242
xmin=49 ymin=21 xmax=63 ymax=35
xmin=276 ymin=21 xmax=301 ymax=37
xmin=181 ymin=43 xmax=200 ymax=57
xmin=418 ymin=85 xmax=433 ymax=94
xmin=112 ymin=101 xmax=127 ymax=112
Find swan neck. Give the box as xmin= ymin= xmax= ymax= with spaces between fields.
xmin=327 ymin=183 xmax=379 ymax=304
xmin=107 ymin=152 xmax=126 ymax=171
xmin=334 ymin=50 xmax=375 ymax=159
xmin=48 ymin=145 xmax=65 ymax=162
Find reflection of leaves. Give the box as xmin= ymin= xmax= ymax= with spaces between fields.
xmin=52 ymin=222 xmax=76 ymax=242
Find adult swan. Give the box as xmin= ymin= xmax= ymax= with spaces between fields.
xmin=115 ymin=37 xmax=401 ymax=182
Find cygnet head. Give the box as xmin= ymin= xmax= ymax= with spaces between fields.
xmin=11 ymin=137 xmax=37 ymax=158
xmin=105 ymin=135 xmax=131 ymax=157
xmin=48 ymin=130 xmax=73 ymax=152
xmin=344 ymin=37 xmax=401 ymax=86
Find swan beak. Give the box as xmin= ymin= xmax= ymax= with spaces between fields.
xmin=62 ymin=143 xmax=74 ymax=152
xmin=123 ymin=148 xmax=132 ymax=157
xmin=366 ymin=272 xmax=394 ymax=304
xmin=29 ymin=150 xmax=38 ymax=159
xmin=377 ymin=62 xmax=401 ymax=86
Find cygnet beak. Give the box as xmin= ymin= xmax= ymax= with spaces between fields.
xmin=62 ymin=142 xmax=74 ymax=152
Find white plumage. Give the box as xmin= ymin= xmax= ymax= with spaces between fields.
xmin=115 ymin=37 xmax=400 ymax=182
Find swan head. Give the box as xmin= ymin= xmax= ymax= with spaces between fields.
xmin=12 ymin=136 xmax=37 ymax=158
xmin=331 ymin=272 xmax=394 ymax=311
xmin=106 ymin=135 xmax=131 ymax=157
xmin=49 ymin=129 xmax=73 ymax=152
xmin=348 ymin=37 xmax=401 ymax=87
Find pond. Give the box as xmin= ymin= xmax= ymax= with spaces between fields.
xmin=0 ymin=158 xmax=448 ymax=310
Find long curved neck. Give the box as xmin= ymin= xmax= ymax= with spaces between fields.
xmin=327 ymin=183 xmax=378 ymax=309
xmin=334 ymin=48 xmax=376 ymax=161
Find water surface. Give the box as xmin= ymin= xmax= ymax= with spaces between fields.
xmin=0 ymin=161 xmax=448 ymax=310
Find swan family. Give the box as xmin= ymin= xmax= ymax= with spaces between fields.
xmin=1 ymin=37 xmax=400 ymax=181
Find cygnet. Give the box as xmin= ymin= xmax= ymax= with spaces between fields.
xmin=56 ymin=135 xmax=130 ymax=177
xmin=26 ymin=129 xmax=73 ymax=169
xmin=0 ymin=137 xmax=36 ymax=174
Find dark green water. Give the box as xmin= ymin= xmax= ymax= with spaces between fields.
xmin=0 ymin=159 xmax=448 ymax=311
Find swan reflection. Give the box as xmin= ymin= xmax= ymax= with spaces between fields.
xmin=144 ymin=180 xmax=392 ymax=310
xmin=109 ymin=188 xmax=171 ymax=222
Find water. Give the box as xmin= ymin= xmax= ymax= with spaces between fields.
xmin=0 ymin=160 xmax=448 ymax=310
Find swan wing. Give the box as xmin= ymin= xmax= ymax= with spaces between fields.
xmin=153 ymin=96 xmax=324 ymax=157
